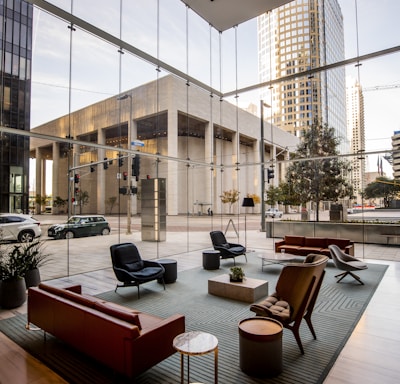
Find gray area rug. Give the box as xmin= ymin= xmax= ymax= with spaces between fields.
xmin=0 ymin=255 xmax=387 ymax=384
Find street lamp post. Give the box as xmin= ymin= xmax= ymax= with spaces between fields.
xmin=117 ymin=94 xmax=133 ymax=235
xmin=260 ymin=100 xmax=271 ymax=232
xmin=260 ymin=100 xmax=265 ymax=232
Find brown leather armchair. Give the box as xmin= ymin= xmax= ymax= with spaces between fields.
xmin=250 ymin=254 xmax=329 ymax=354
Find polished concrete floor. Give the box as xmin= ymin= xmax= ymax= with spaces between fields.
xmin=0 ymin=214 xmax=399 ymax=383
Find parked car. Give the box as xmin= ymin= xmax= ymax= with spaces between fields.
xmin=47 ymin=215 xmax=111 ymax=240
xmin=0 ymin=213 xmax=42 ymax=243
xmin=265 ymin=208 xmax=283 ymax=218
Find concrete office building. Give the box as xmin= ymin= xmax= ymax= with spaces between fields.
xmin=392 ymin=131 xmax=400 ymax=180
xmin=258 ymin=0 xmax=349 ymax=153
xmin=30 ymin=75 xmax=299 ymax=216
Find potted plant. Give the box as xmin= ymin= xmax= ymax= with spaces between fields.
xmin=0 ymin=243 xmax=27 ymax=309
xmin=229 ymin=266 xmax=245 ymax=282
xmin=18 ymin=240 xmax=50 ymax=288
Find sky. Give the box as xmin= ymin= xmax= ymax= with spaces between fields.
xmin=29 ymin=0 xmax=400 ymax=177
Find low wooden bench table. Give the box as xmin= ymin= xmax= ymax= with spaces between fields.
xmin=208 ymin=274 xmax=268 ymax=303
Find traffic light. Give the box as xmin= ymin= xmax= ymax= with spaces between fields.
xmin=123 ymin=171 xmax=128 ymax=181
xmin=90 ymin=162 xmax=95 ymax=172
xmin=74 ymin=174 xmax=80 ymax=183
xmin=132 ymin=155 xmax=140 ymax=181
xmin=74 ymin=187 xmax=80 ymax=194
xmin=118 ymin=155 xmax=124 ymax=167
xmin=103 ymin=158 xmax=108 ymax=170
xmin=267 ymin=168 xmax=274 ymax=183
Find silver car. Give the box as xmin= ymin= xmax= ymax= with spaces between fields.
xmin=0 ymin=214 xmax=42 ymax=243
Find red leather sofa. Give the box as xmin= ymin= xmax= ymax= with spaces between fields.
xmin=274 ymin=235 xmax=354 ymax=257
xmin=27 ymin=283 xmax=185 ymax=378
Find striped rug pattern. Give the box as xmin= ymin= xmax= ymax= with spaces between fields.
xmin=0 ymin=257 xmax=387 ymax=384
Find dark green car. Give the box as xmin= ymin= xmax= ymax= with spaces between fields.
xmin=47 ymin=215 xmax=111 ymax=239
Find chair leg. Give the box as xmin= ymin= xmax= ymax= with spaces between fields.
xmin=335 ymin=271 xmax=348 ymax=283
xmin=137 ymin=285 xmax=140 ymax=299
xmin=244 ymin=253 xmax=247 ymax=263
xmin=304 ymin=312 xmax=317 ymax=340
xmin=288 ymin=325 xmax=305 ymax=355
xmin=335 ymin=271 xmax=364 ymax=285
xmin=349 ymin=271 xmax=364 ymax=285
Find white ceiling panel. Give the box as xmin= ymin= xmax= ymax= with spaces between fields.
xmin=181 ymin=0 xmax=292 ymax=31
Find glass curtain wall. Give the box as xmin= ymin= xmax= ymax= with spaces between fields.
xmin=1 ymin=0 xmax=399 ymax=280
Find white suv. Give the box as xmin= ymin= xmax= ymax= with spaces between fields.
xmin=265 ymin=208 xmax=283 ymax=218
xmin=0 ymin=214 xmax=42 ymax=243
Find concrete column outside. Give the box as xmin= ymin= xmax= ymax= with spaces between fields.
xmin=97 ymin=128 xmax=106 ymax=214
xmin=167 ymin=109 xmax=179 ymax=215
xmin=52 ymin=142 xmax=59 ymax=212
xmin=204 ymin=121 xmax=213 ymax=215
xmin=35 ymin=148 xmax=42 ymax=214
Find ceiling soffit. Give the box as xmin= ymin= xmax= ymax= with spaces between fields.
xmin=181 ymin=0 xmax=292 ymax=32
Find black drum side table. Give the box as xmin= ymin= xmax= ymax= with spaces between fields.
xmin=157 ymin=259 xmax=178 ymax=284
xmin=202 ymin=250 xmax=220 ymax=270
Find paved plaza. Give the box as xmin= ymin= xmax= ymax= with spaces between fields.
xmin=32 ymin=212 xmax=400 ymax=283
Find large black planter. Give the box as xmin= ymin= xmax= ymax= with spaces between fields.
xmin=0 ymin=277 xmax=27 ymax=309
xmin=24 ymin=268 xmax=41 ymax=288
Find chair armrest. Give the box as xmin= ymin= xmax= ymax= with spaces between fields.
xmin=344 ymin=244 xmax=354 ymax=256
xmin=113 ymin=266 xmax=138 ymax=281
xmin=228 ymin=242 xmax=242 ymax=248
xmin=213 ymin=245 xmax=226 ymax=251
xmin=143 ymin=260 xmax=165 ymax=271
xmin=133 ymin=314 xmax=185 ymax=372
xmin=341 ymin=252 xmax=359 ymax=263
xmin=275 ymin=240 xmax=285 ymax=252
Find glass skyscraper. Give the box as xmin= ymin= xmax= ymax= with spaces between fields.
xmin=0 ymin=0 xmax=32 ymax=213
xmin=258 ymin=0 xmax=349 ymax=153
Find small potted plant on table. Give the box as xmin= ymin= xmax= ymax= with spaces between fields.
xmin=229 ymin=266 xmax=245 ymax=282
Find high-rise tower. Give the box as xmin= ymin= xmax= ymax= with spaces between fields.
xmin=0 ymin=0 xmax=33 ymax=213
xmin=258 ymin=0 xmax=348 ymax=152
xmin=346 ymin=79 xmax=366 ymax=203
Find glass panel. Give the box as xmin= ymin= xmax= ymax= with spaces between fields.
xmin=30 ymin=10 xmax=70 ymax=127
xmin=73 ymin=0 xmax=120 ymax=38
xmin=121 ymin=0 xmax=158 ymax=58
xmin=1 ymin=0 xmax=398 ymax=282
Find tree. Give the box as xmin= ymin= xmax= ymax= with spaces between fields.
xmin=35 ymin=194 xmax=50 ymax=214
xmin=220 ymin=190 xmax=239 ymax=214
xmin=279 ymin=181 xmax=302 ymax=208
xmin=364 ymin=177 xmax=400 ymax=208
xmin=53 ymin=196 xmax=68 ymax=213
xmin=286 ymin=119 xmax=353 ymax=221
xmin=106 ymin=196 xmax=118 ymax=214
xmin=76 ymin=191 xmax=89 ymax=214
xmin=265 ymin=186 xmax=282 ymax=207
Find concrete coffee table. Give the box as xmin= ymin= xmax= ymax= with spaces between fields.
xmin=208 ymin=274 xmax=268 ymax=303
